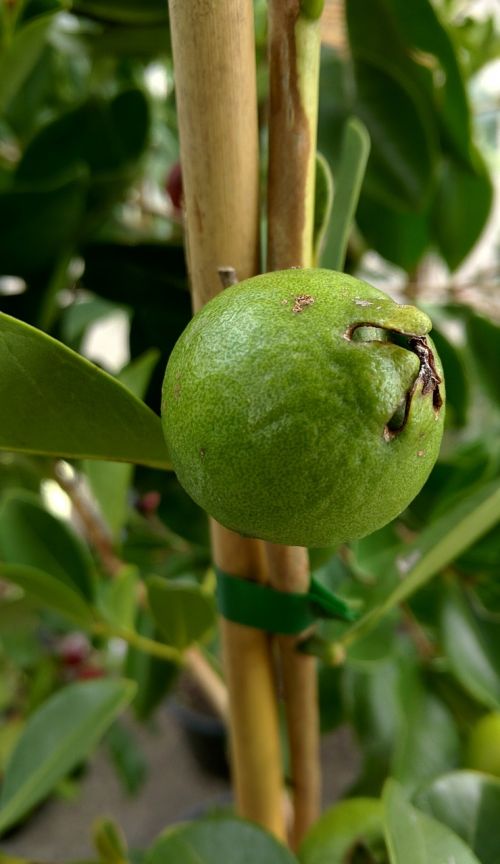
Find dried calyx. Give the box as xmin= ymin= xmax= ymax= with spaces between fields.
xmin=346 ymin=323 xmax=443 ymax=439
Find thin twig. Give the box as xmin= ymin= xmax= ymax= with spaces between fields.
xmin=53 ymin=460 xmax=230 ymax=726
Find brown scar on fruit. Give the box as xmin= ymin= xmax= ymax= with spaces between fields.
xmin=292 ymin=294 xmax=315 ymax=313
xmin=345 ymin=322 xmax=443 ymax=440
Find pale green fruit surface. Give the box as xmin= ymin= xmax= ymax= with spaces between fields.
xmin=161 ymin=269 xmax=445 ymax=547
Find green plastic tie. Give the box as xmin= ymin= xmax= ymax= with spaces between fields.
xmin=215 ymin=567 xmax=357 ymax=636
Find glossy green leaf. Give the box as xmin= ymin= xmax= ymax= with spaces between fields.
xmin=385 ymin=0 xmax=472 ymax=164
xmin=313 ymin=152 xmax=334 ymax=266
xmin=0 ymin=312 xmax=171 ymax=469
xmin=0 ymin=170 xmax=88 ymax=276
xmin=346 ymin=0 xmax=437 ymax=210
xmin=0 ymin=13 xmax=54 ymax=112
xmin=415 ymin=771 xmax=500 ymax=864
xmin=352 ymin=62 xmax=435 ymax=210
xmin=384 ymin=779 xmax=481 ymax=863
xmin=342 ymin=480 xmax=500 ymax=648
xmin=441 ymin=583 xmax=500 ymax=710
xmin=432 ymin=154 xmax=493 ymax=272
xmin=0 ymin=563 xmax=94 ymax=626
xmin=146 ymin=577 xmax=215 ymax=651
xmin=147 ymin=818 xmax=297 ymax=864
xmin=356 ymin=196 xmax=430 ymax=272
xmin=324 ymin=116 xmax=370 ymax=271
xmin=0 ymin=491 xmax=95 ymax=601
xmin=0 ymin=679 xmax=136 ymax=834
xmin=466 ymin=311 xmax=500 ymax=409
xmin=84 ymin=350 xmax=160 ymax=537
xmin=299 ymin=798 xmax=384 ymax=864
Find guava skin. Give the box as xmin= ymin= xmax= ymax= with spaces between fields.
xmin=161 ymin=269 xmax=445 ymax=548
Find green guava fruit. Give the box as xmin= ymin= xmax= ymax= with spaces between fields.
xmin=161 ymin=269 xmax=445 ymax=547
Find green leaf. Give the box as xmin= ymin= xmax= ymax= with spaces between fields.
xmin=93 ymin=817 xmax=129 ymax=864
xmin=323 ymin=116 xmax=370 ymax=272
xmin=146 ymin=577 xmax=215 ymax=651
xmin=84 ymin=350 xmax=160 ymax=537
xmin=97 ymin=566 xmax=138 ymax=630
xmin=392 ymin=688 xmax=460 ymax=794
xmin=0 ymin=312 xmax=171 ymax=469
xmin=352 ymin=61 xmax=435 ymax=210
xmin=383 ymin=779 xmax=481 ymax=864
xmin=356 ymin=196 xmax=430 ymax=272
xmin=0 ymin=170 xmax=88 ymax=276
xmin=73 ymin=0 xmax=167 ymax=24
xmin=432 ymin=154 xmax=493 ymax=272
xmin=313 ymin=152 xmax=334 ymax=267
xmin=341 ymin=480 xmax=500 ymax=649
xmin=343 ymin=658 xmax=400 ymax=794
xmin=105 ymin=722 xmax=147 ymax=797
xmin=384 ymin=0 xmax=473 ymax=165
xmin=466 ymin=311 xmax=500 ymax=409
xmin=428 ymin=324 xmax=469 ymax=428
xmin=147 ymin=818 xmax=298 ymax=864
xmin=0 ymin=563 xmax=94 ymax=626
xmin=415 ymin=771 xmax=500 ymax=864
xmin=440 ymin=583 xmax=500 ymax=710
xmin=0 ymin=491 xmax=96 ymax=602
xmin=346 ymin=0 xmax=438 ymax=210
xmin=0 ymin=679 xmax=136 ymax=835
xmin=299 ymin=798 xmax=384 ymax=864
xmin=60 ymin=297 xmax=123 ymax=352
xmin=17 ymin=89 xmax=149 ymax=185
xmin=0 ymin=13 xmax=54 ymax=113
xmin=125 ymin=610 xmax=179 ymax=722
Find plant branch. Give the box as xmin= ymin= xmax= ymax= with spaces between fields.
xmin=266 ymin=0 xmax=323 ymax=847
xmin=54 ymin=460 xmax=230 ymax=725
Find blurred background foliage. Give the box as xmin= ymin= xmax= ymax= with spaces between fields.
xmin=0 ymin=0 xmax=500 ymax=857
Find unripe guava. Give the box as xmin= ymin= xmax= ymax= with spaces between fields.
xmin=161 ymin=269 xmax=444 ymax=547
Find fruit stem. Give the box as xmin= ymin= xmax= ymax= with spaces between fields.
xmin=168 ymin=0 xmax=286 ymax=840
xmin=266 ymin=0 xmax=323 ymax=847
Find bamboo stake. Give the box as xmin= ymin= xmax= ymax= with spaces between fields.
xmin=266 ymin=0 xmax=324 ymax=847
xmin=168 ymin=0 xmax=285 ymax=840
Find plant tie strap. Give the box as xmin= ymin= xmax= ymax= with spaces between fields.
xmin=215 ymin=567 xmax=357 ymax=635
